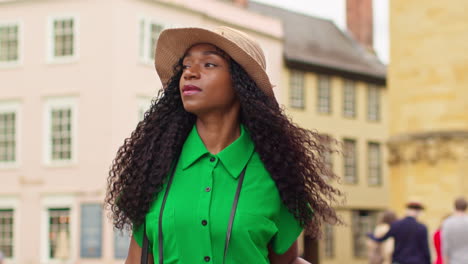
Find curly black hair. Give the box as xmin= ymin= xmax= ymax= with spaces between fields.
xmin=106 ymin=56 xmax=342 ymax=238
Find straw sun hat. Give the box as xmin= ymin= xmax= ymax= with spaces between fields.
xmin=154 ymin=26 xmax=275 ymax=97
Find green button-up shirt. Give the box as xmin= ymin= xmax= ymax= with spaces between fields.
xmin=133 ymin=124 xmax=302 ymax=263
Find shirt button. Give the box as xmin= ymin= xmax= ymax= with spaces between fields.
xmin=201 ymin=220 xmax=208 ymax=226
xmin=205 ymin=187 xmax=211 ymax=192
xmin=204 ymin=256 xmax=211 ymax=262
xmin=210 ymin=157 xmax=216 ymax=162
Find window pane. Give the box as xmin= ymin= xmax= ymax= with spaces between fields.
xmin=0 ymin=209 xmax=14 ymax=257
xmin=321 ymin=134 xmax=333 ymax=174
xmin=114 ymin=227 xmax=131 ymax=259
xmin=149 ymin=23 xmax=164 ymax=60
xmin=317 ymin=75 xmax=331 ymax=114
xmin=48 ymin=208 xmax=70 ymax=259
xmin=368 ymin=142 xmax=382 ymax=186
xmin=343 ymin=80 xmax=356 ymax=118
xmin=344 ymin=139 xmax=357 ymax=184
xmin=139 ymin=20 xmax=145 ymax=58
xmin=289 ymin=70 xmax=305 ymax=108
xmin=323 ymin=224 xmax=334 ymax=258
xmin=53 ymin=19 xmax=74 ymax=57
xmin=80 ymin=204 xmax=102 ymax=258
xmin=0 ymin=25 xmax=19 ymax=62
xmin=367 ymin=85 xmax=380 ymax=121
xmin=0 ymin=112 xmax=16 ymax=162
xmin=50 ymin=108 xmax=72 ymax=161
xmin=352 ymin=210 xmax=377 ymax=257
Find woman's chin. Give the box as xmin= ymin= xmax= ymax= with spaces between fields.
xmin=182 ymin=102 xmax=202 ymax=115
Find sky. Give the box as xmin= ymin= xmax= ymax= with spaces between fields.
xmin=251 ymin=0 xmax=390 ymax=64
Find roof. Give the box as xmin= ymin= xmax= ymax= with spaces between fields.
xmin=248 ymin=2 xmax=386 ymax=84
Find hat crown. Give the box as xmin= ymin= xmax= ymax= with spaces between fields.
xmin=214 ymin=26 xmax=266 ymax=70
xmin=154 ymin=26 xmax=275 ymax=97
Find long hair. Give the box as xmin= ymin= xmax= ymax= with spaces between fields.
xmin=106 ymin=57 xmax=342 ymax=238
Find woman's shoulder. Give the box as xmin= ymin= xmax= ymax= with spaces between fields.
xmin=246 ymin=151 xmax=274 ymax=181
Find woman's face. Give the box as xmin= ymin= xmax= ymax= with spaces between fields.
xmin=179 ymin=43 xmax=238 ymax=116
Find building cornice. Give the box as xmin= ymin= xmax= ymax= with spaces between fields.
xmin=388 ymin=130 xmax=468 ymax=165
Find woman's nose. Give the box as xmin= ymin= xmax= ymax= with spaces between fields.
xmin=183 ymin=65 xmax=201 ymax=80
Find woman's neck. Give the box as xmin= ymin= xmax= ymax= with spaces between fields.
xmin=195 ymin=111 xmax=241 ymax=155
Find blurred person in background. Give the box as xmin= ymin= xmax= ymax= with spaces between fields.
xmin=367 ymin=210 xmax=398 ymax=264
xmin=442 ymin=197 xmax=468 ymax=264
xmin=106 ymin=26 xmax=342 ymax=264
xmin=0 ymin=250 xmax=3 ymax=264
xmin=368 ymin=201 xmax=431 ymax=264
xmin=433 ymin=214 xmax=450 ymax=264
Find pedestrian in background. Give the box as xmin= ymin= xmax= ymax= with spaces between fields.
xmin=0 ymin=250 xmax=4 ymax=264
xmin=368 ymin=201 xmax=431 ymax=264
xmin=433 ymin=214 xmax=450 ymax=264
xmin=368 ymin=210 xmax=398 ymax=264
xmin=442 ymin=197 xmax=468 ymax=264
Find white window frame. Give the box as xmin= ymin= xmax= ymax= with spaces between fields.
xmin=46 ymin=15 xmax=79 ymax=64
xmin=0 ymin=20 xmax=22 ymax=68
xmin=138 ymin=16 xmax=167 ymax=65
xmin=0 ymin=197 xmax=19 ymax=263
xmin=40 ymin=195 xmax=77 ymax=264
xmin=43 ymin=97 xmax=78 ymax=166
xmin=0 ymin=101 xmax=21 ymax=169
xmin=137 ymin=96 xmax=152 ymax=122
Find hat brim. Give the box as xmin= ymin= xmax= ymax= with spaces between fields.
xmin=406 ymin=202 xmax=425 ymax=210
xmin=154 ymin=27 xmax=274 ymax=97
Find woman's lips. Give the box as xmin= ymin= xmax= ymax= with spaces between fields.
xmin=182 ymin=85 xmax=202 ymax=96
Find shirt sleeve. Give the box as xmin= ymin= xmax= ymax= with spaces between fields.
xmin=270 ymin=202 xmax=303 ymax=255
xmin=132 ymin=223 xmax=145 ymax=248
xmin=367 ymin=224 xmax=395 ymax=242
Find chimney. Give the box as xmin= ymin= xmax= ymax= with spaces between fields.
xmin=232 ymin=0 xmax=248 ymax=8
xmin=346 ymin=0 xmax=373 ymax=50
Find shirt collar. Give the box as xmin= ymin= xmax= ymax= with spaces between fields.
xmin=180 ymin=124 xmax=255 ymax=179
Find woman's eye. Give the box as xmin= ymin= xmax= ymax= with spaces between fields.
xmin=205 ymin=63 xmax=216 ymax=67
xmin=182 ymin=65 xmax=190 ymax=69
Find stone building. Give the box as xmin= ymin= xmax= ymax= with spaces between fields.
xmin=388 ymin=0 xmax=468 ymax=233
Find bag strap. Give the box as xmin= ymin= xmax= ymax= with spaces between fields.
xmin=158 ymin=165 xmax=177 ymax=264
xmin=223 ymin=166 xmax=247 ymax=264
xmin=141 ymin=221 xmax=149 ymax=264
xmin=140 ymin=162 xmax=178 ymax=264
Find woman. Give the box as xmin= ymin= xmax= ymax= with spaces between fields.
xmin=106 ymin=26 xmax=341 ymax=264
xmin=368 ymin=210 xmax=397 ymax=264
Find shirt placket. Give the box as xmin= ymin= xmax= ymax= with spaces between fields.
xmin=197 ymin=155 xmax=218 ymax=263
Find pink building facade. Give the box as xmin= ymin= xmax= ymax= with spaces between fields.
xmin=0 ymin=1 xmax=283 ymax=263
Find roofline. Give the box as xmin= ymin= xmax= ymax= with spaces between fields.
xmin=285 ymin=58 xmax=387 ymax=86
xmin=151 ymin=0 xmax=283 ymax=41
